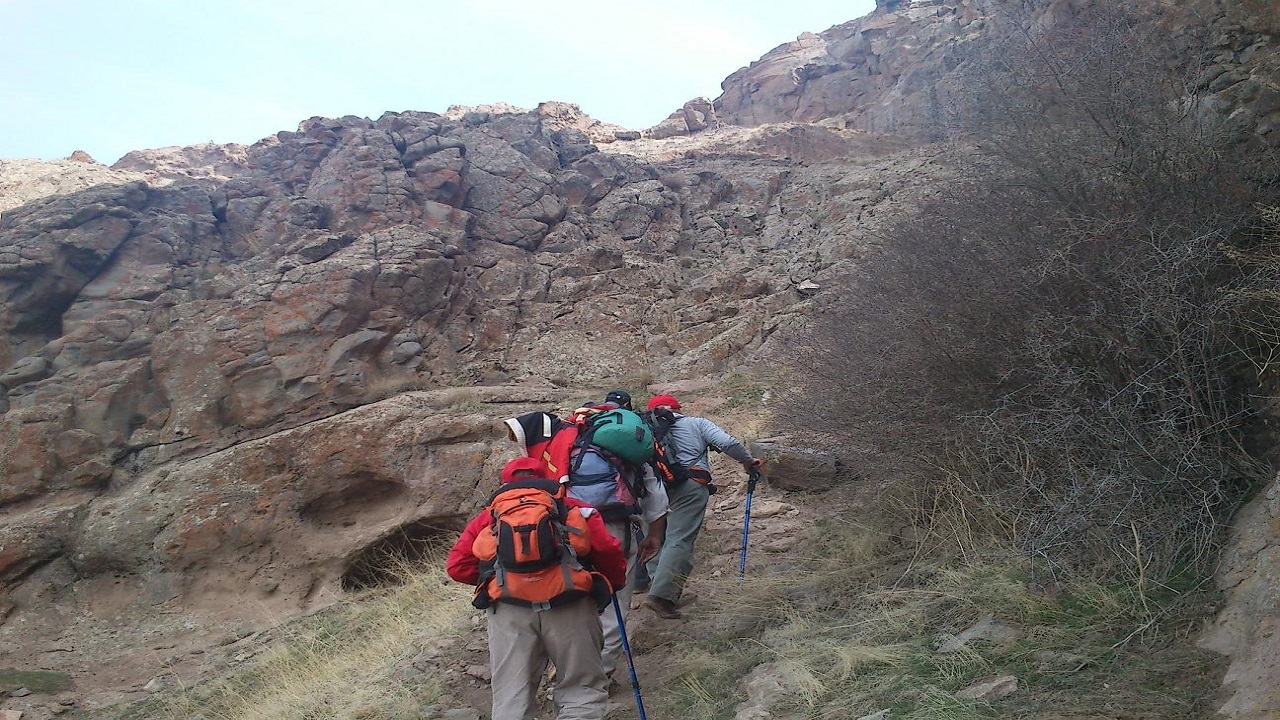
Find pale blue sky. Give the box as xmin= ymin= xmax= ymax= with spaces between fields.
xmin=2 ymin=0 xmax=877 ymax=165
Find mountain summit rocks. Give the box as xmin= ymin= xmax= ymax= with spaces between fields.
xmin=717 ymin=0 xmax=1279 ymax=146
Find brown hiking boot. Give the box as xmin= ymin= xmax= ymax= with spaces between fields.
xmin=643 ymin=596 xmax=682 ymax=619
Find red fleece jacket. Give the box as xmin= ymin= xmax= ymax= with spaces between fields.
xmin=446 ymin=496 xmax=627 ymax=592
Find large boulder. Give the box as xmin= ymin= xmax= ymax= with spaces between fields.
xmin=750 ymin=438 xmax=842 ymax=491
xmin=1199 ymin=475 xmax=1280 ymax=719
xmin=68 ymin=391 xmax=510 ymax=612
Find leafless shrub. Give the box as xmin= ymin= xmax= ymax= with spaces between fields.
xmin=956 ymin=211 xmax=1280 ymax=574
xmin=779 ymin=1 xmax=1280 ymax=578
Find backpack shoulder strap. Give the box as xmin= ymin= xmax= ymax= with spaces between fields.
xmin=643 ymin=409 xmax=678 ymax=440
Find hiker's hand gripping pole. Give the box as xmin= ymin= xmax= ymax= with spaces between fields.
xmin=738 ymin=466 xmax=763 ymax=588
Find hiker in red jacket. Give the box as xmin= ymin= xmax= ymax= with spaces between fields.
xmin=502 ymin=396 xmax=669 ymax=684
xmin=447 ymin=457 xmax=628 ymax=720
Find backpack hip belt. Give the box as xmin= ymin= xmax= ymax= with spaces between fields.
xmin=686 ymin=466 xmax=717 ymax=494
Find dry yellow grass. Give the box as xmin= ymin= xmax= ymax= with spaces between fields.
xmin=147 ymin=551 xmax=472 ymax=720
xmin=638 ymin=473 xmax=1222 ymax=720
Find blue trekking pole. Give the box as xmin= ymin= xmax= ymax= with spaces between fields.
xmin=612 ymin=594 xmax=648 ymax=720
xmin=738 ymin=467 xmax=763 ymax=588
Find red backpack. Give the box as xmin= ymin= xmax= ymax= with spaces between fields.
xmin=506 ymin=404 xmax=639 ymax=482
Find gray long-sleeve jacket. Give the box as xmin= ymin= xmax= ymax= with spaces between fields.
xmin=664 ymin=413 xmax=752 ymax=473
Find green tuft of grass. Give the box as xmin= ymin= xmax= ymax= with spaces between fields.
xmin=0 ymin=669 xmax=73 ymax=693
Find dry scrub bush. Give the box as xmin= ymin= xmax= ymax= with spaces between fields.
xmin=780 ymin=1 xmax=1280 ymax=579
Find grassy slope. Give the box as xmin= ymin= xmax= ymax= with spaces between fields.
xmin=92 ymin=382 xmax=1227 ymax=719
xmin=99 ymin=486 xmax=1224 ymax=720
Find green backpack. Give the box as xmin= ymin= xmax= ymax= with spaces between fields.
xmin=579 ymin=408 xmax=655 ymax=464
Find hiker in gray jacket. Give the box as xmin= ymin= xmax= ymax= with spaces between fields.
xmin=640 ymin=393 xmax=761 ymax=619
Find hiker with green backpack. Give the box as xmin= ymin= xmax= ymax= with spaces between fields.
xmin=591 ymin=390 xmax=669 ymax=684
xmin=639 ymin=393 xmax=763 ymax=620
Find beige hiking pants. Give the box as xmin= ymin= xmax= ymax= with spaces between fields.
xmin=599 ymin=518 xmax=637 ymax=678
xmin=487 ymin=596 xmax=608 ymax=720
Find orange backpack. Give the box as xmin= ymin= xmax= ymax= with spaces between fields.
xmin=471 ymin=479 xmax=605 ymax=610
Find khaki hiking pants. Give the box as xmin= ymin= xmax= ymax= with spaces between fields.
xmin=487 ymin=597 xmax=608 ymax=720
xmin=599 ymin=518 xmax=639 ymax=678
xmin=647 ymin=478 xmax=710 ymax=604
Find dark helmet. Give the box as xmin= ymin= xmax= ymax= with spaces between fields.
xmin=604 ymin=389 xmax=633 ymax=408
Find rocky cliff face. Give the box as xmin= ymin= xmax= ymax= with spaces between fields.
xmin=0 ymin=157 xmax=153 ymax=214
xmin=0 ymin=99 xmax=932 ymax=699
xmin=0 ymin=104 xmax=923 ymax=506
xmin=715 ymin=0 xmax=1280 ymax=147
xmin=1 ymin=0 xmax=1278 ymax=716
xmin=1200 ymin=479 xmax=1280 ymax=718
